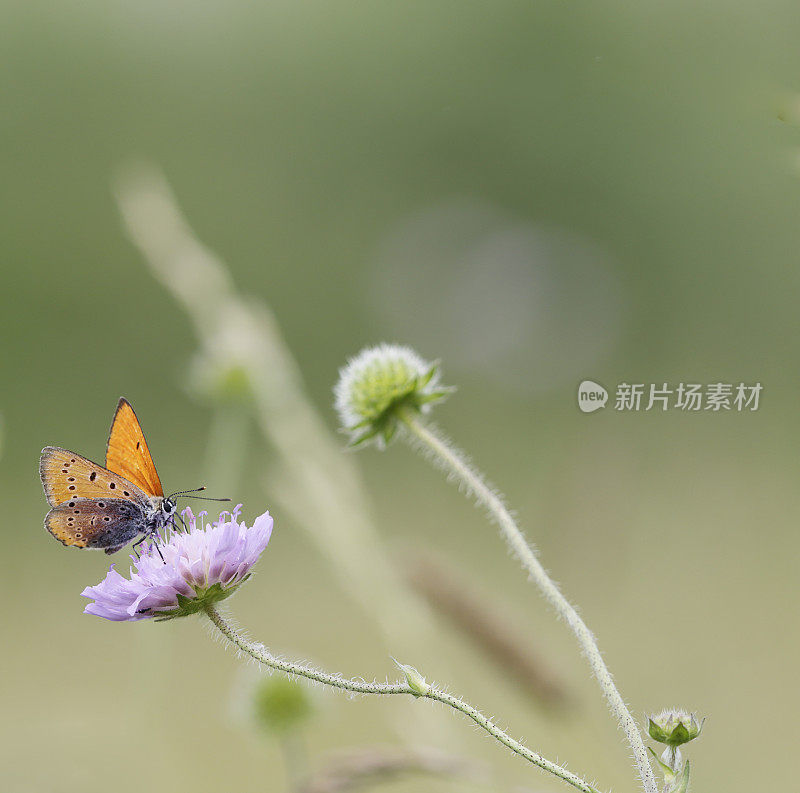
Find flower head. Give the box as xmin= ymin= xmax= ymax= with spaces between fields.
xmin=334 ymin=344 xmax=452 ymax=447
xmin=81 ymin=506 xmax=273 ymax=621
xmin=648 ymin=708 xmax=704 ymax=747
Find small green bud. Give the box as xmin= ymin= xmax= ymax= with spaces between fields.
xmin=188 ymin=351 xmax=254 ymax=406
xmin=392 ymin=658 xmax=430 ymax=696
xmin=648 ymin=708 xmax=703 ymax=747
xmin=253 ymin=676 xmax=313 ymax=736
xmin=334 ymin=344 xmax=453 ymax=448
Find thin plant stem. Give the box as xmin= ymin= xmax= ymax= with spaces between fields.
xmin=396 ymin=408 xmax=657 ymax=793
xmin=281 ymin=732 xmax=307 ymax=793
xmin=203 ymin=604 xmax=603 ymax=793
xmin=202 ymin=403 xmax=251 ymax=496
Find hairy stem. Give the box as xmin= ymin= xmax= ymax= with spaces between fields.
xmin=397 ymin=409 xmax=657 ymax=793
xmin=204 ymin=604 xmax=602 ymax=793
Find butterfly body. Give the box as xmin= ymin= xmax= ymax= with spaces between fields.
xmin=40 ymin=399 xmax=177 ymax=554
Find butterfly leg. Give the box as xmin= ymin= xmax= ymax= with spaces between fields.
xmin=130 ymin=532 xmax=165 ymax=564
xmin=131 ymin=534 xmax=147 ymax=560
xmin=149 ymin=531 xmax=166 ymax=564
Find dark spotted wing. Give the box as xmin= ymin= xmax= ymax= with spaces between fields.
xmin=45 ymin=498 xmax=151 ymax=554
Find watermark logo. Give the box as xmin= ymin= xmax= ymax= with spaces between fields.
xmin=577 ymin=381 xmax=762 ymax=413
xmin=577 ymin=380 xmax=609 ymax=413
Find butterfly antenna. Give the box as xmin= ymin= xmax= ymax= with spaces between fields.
xmin=169 ymin=487 xmax=207 ymax=497
xmin=169 ymin=487 xmax=231 ymax=503
xmin=168 ymin=486 xmax=231 ymax=503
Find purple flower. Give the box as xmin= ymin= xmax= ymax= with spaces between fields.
xmin=81 ymin=505 xmax=273 ymax=621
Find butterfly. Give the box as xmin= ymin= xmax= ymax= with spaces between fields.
xmin=40 ymin=398 xmax=214 ymax=556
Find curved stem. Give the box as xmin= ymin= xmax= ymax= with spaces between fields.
xmin=397 ymin=409 xmax=657 ymax=793
xmin=427 ymin=687 xmax=599 ymax=793
xmin=205 ymin=604 xmax=407 ymax=695
xmin=203 ymin=604 xmax=602 ymax=793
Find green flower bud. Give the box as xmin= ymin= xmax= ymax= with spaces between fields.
xmin=188 ymin=351 xmax=254 ymax=406
xmin=648 ymin=708 xmax=703 ymax=747
xmin=334 ymin=344 xmax=453 ymax=448
xmin=253 ymin=676 xmax=313 ymax=736
xmin=392 ymin=658 xmax=430 ymax=696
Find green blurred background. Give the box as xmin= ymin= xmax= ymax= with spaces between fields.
xmin=2 ymin=2 xmax=799 ymax=791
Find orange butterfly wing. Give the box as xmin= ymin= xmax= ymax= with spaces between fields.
xmin=105 ymin=398 xmax=164 ymax=497
xmin=40 ymin=447 xmax=150 ymax=507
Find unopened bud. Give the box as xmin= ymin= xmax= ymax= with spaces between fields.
xmin=648 ymin=708 xmax=703 ymax=747
xmin=334 ymin=344 xmax=452 ymax=448
xmin=392 ymin=658 xmax=430 ymax=696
